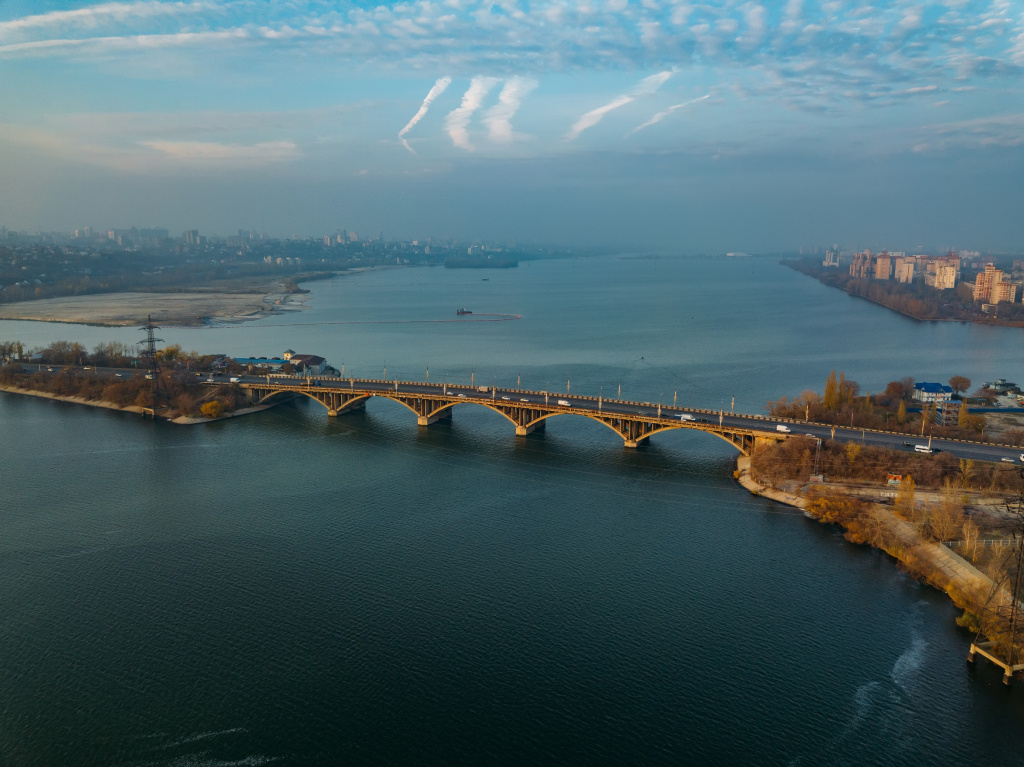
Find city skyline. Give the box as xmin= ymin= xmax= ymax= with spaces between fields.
xmin=1 ymin=1 xmax=1022 ymax=251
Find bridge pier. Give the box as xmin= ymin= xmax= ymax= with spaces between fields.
xmin=327 ymin=399 xmax=365 ymax=417
xmin=515 ymin=420 xmax=546 ymax=436
xmin=417 ymin=408 xmax=452 ymax=426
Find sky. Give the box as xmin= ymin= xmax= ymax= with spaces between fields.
xmin=0 ymin=0 xmax=1022 ymax=252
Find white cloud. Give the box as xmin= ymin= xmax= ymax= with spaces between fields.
xmin=140 ymin=139 xmax=298 ymax=163
xmin=625 ymin=94 xmax=709 ymax=136
xmin=483 ymin=77 xmax=538 ymax=143
xmin=445 ymin=76 xmax=500 ymax=150
xmin=566 ymin=70 xmax=676 ymax=140
xmin=0 ymin=1 xmax=213 ymax=38
xmin=398 ymin=77 xmax=452 ymax=154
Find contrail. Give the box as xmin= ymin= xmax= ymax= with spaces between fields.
xmin=565 ymin=70 xmax=676 ymax=141
xmin=625 ymin=94 xmax=709 ymax=137
xmin=445 ymin=76 xmax=500 ymax=151
xmin=484 ymin=76 xmax=538 ymax=143
xmin=398 ymin=76 xmax=451 ymax=154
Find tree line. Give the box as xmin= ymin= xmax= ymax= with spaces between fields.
xmin=0 ymin=338 xmax=246 ymax=418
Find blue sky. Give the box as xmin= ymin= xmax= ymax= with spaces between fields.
xmin=1 ymin=0 xmax=1022 ymax=251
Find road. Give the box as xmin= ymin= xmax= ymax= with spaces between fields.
xmin=18 ymin=363 xmax=1024 ymax=465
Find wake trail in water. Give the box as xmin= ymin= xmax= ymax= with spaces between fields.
xmin=204 ymin=313 xmax=522 ymax=329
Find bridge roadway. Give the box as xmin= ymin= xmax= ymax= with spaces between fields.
xmin=19 ymin=364 xmax=1023 ymax=462
xmin=228 ymin=372 xmax=1024 ymax=462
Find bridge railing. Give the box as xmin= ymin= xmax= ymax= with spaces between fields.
xmin=242 ymin=375 xmax=1024 ymax=450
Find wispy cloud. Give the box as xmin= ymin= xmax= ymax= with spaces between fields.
xmin=398 ymin=77 xmax=452 ymax=154
xmin=0 ymin=1 xmax=213 ymax=37
xmin=484 ymin=77 xmax=538 ymax=143
xmin=566 ymin=70 xmax=675 ymax=141
xmin=0 ymin=0 xmax=1019 ymax=117
xmin=0 ymin=28 xmax=249 ymax=58
xmin=140 ymin=139 xmax=298 ymax=163
xmin=445 ymin=76 xmax=500 ymax=151
xmin=625 ymin=94 xmax=709 ymax=137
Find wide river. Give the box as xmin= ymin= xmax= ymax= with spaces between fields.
xmin=2 ymin=256 xmax=1024 ymax=766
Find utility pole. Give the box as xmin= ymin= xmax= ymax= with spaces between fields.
xmin=673 ymin=390 xmax=677 ymax=407
xmin=138 ymin=315 xmax=165 ymax=411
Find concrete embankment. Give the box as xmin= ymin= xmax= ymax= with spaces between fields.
xmin=0 ymin=384 xmax=278 ymax=424
xmin=735 ymin=455 xmax=994 ymax=614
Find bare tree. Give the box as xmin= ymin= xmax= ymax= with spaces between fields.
xmin=896 ymin=474 xmax=917 ymax=520
xmin=949 ymin=375 xmax=971 ymax=398
xmin=930 ymin=481 xmax=965 ymax=541
xmin=962 ymin=517 xmax=980 ymax=562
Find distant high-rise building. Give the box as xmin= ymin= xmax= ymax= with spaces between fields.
xmin=920 ymin=253 xmax=960 ymax=289
xmin=973 ymin=264 xmax=1016 ymax=304
xmin=873 ymin=252 xmax=892 ymax=280
xmin=849 ymin=250 xmax=872 ymax=278
xmin=894 ymin=257 xmax=915 ymax=284
xmin=822 ymin=247 xmax=840 ymax=268
xmin=184 ymin=229 xmax=200 ymax=245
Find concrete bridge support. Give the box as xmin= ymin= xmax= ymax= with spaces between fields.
xmin=418 ymin=410 xmax=453 ymax=426
xmin=515 ymin=420 xmax=546 ymax=436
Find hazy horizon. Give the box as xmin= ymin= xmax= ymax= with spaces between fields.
xmin=2 ymin=1 xmax=1022 ymax=253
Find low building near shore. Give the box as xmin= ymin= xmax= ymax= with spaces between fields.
xmin=233 ymin=350 xmax=330 ymax=375
xmin=913 ymin=382 xmax=953 ymax=403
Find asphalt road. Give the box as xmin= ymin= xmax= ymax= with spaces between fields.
xmin=18 ymin=364 xmax=1024 ymax=465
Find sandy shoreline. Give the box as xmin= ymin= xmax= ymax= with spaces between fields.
xmin=0 ymin=290 xmax=311 ymax=327
xmin=0 ymin=266 xmax=402 ymax=328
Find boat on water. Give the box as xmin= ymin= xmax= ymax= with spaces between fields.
xmin=457 ymin=308 xmax=473 ymax=315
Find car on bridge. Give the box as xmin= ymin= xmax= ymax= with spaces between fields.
xmin=678 ymin=413 xmax=694 ymax=421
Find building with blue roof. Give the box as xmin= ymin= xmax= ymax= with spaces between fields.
xmin=912 ymin=382 xmax=953 ymax=403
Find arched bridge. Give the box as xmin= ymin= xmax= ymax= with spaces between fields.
xmin=228 ymin=374 xmax=794 ymax=455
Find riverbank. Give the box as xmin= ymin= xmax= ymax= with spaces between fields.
xmin=785 ymin=259 xmax=1024 ymax=327
xmin=735 ymin=455 xmax=994 ymax=625
xmin=0 ymin=383 xmax=280 ymax=424
xmin=0 ymin=289 xmax=311 ymax=327
xmin=0 ymin=265 xmax=406 ymax=328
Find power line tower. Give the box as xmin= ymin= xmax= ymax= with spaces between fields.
xmin=968 ymin=469 xmax=1024 ymax=684
xmin=138 ymin=314 xmax=166 ymax=411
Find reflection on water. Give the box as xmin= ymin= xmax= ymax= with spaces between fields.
xmin=2 ymin=258 xmax=1024 ymax=765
